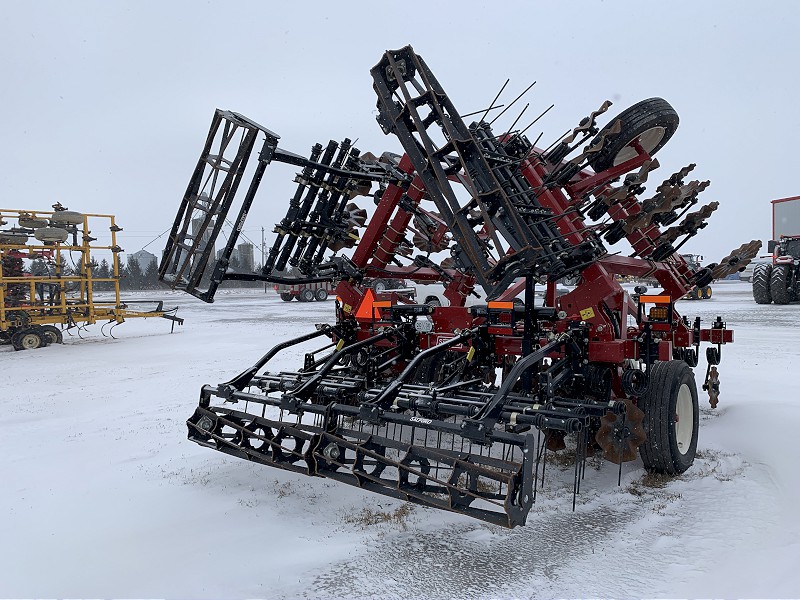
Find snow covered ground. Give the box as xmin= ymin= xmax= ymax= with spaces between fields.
xmin=1 ymin=281 xmax=799 ymax=598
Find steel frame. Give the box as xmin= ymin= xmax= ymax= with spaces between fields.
xmin=160 ymin=45 xmax=761 ymax=527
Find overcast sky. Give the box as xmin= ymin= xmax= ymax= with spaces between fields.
xmin=2 ymin=0 xmax=798 ymax=266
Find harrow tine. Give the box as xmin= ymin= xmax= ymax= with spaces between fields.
xmin=478 ymin=77 xmax=509 ymax=123
xmin=572 ymin=427 xmax=588 ymax=510
xmin=505 ymin=102 xmax=530 ymax=135
xmin=506 ymin=103 xmax=555 ymax=146
xmin=533 ymin=428 xmax=544 ymax=504
xmin=488 ymin=80 xmax=536 ymax=125
xmin=540 ymin=430 xmax=549 ymax=490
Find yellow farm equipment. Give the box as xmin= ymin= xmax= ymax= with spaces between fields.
xmin=1 ymin=206 xmax=182 ymax=350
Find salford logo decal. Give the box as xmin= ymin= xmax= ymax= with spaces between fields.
xmin=434 ymin=335 xmax=466 ymax=351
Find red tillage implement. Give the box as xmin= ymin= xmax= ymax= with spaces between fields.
xmin=160 ymin=46 xmax=759 ymax=527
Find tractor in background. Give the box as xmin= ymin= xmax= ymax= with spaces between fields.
xmin=753 ymin=196 xmax=800 ymax=304
xmin=681 ymin=254 xmax=712 ymax=299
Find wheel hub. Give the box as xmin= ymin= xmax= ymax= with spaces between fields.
xmin=675 ymin=383 xmax=694 ymax=454
xmin=613 ymin=126 xmax=666 ymax=166
xmin=21 ymin=333 xmax=40 ymax=349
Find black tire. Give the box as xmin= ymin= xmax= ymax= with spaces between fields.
xmin=702 ymin=286 xmax=712 ymax=299
xmin=39 ymin=325 xmax=63 ymax=344
xmin=315 ymin=288 xmax=328 ymax=301
xmin=280 ymin=292 xmax=294 ymax=302
xmin=12 ymin=329 xmax=44 ymax=351
xmin=752 ymin=263 xmax=772 ymax=304
xmin=372 ymin=278 xmax=388 ymax=294
xmin=300 ymin=288 xmax=315 ymax=303
xmin=424 ymin=296 xmax=442 ymax=307
xmin=588 ymin=98 xmax=680 ymax=173
xmin=412 ymin=353 xmax=447 ymax=385
xmin=770 ymin=264 xmax=792 ymax=305
xmin=639 ymin=360 xmax=699 ymax=475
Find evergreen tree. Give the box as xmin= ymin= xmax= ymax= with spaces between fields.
xmin=57 ymin=252 xmax=74 ymax=277
xmin=29 ymin=258 xmax=51 ymax=276
xmin=96 ymin=259 xmax=111 ymax=291
xmin=143 ymin=259 xmax=160 ymax=290
xmin=126 ymin=256 xmax=143 ymax=290
xmin=117 ymin=258 xmax=128 ymax=290
xmin=73 ymin=257 xmax=84 ymax=279
xmin=89 ymin=258 xmax=99 ymax=279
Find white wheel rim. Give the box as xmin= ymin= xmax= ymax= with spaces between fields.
xmin=22 ymin=334 xmax=39 ymax=349
xmin=675 ymin=383 xmax=694 ymax=454
xmin=613 ymin=126 xmax=666 ymax=166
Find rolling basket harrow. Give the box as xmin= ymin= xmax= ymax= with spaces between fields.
xmin=160 ymin=46 xmax=759 ymax=527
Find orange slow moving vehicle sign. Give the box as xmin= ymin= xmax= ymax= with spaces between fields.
xmin=354 ymin=289 xmax=392 ymax=320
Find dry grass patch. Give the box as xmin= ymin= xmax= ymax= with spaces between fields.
xmin=344 ymin=503 xmax=414 ymax=529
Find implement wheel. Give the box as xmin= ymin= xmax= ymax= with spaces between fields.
xmin=752 ymin=263 xmax=772 ymax=304
xmin=40 ymin=325 xmax=64 ymax=344
xmin=12 ymin=328 xmax=44 ymax=351
xmin=300 ymin=288 xmax=315 ymax=302
xmin=589 ymin=98 xmax=679 ymax=172
xmin=425 ymin=296 xmax=442 ymax=307
xmin=770 ymin=265 xmax=792 ymax=305
xmin=639 ymin=360 xmax=699 ymax=475
xmin=372 ymin=278 xmax=388 ymax=294
xmin=280 ymin=292 xmax=293 ymax=302
xmin=315 ymin=288 xmax=328 ymax=301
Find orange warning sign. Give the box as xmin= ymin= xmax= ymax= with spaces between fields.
xmin=354 ymin=289 xmax=387 ymax=320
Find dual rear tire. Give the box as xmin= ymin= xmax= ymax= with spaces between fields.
xmin=753 ymin=263 xmax=797 ymax=304
xmin=770 ymin=265 xmax=793 ymax=304
xmin=752 ymin=263 xmax=772 ymax=304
